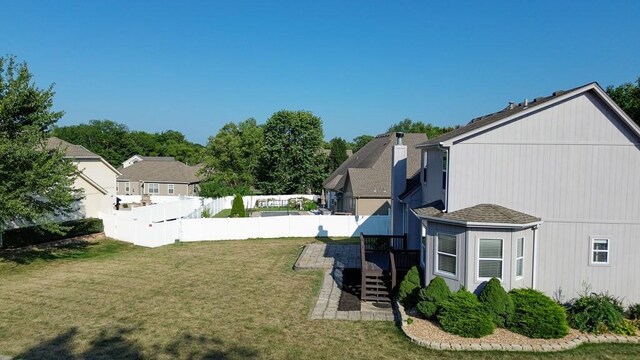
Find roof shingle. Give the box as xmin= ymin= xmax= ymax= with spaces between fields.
xmin=413 ymin=203 xmax=540 ymax=226
xmin=323 ymin=132 xmax=427 ymax=197
xmin=118 ymin=160 xmax=203 ymax=184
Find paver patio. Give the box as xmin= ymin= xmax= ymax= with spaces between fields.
xmin=295 ymin=243 xmax=394 ymax=321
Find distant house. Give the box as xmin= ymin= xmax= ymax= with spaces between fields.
xmin=323 ymin=132 xmax=427 ymax=216
xmin=46 ymin=137 xmax=121 ymax=218
xmin=116 ymin=156 xmax=202 ymax=196
xmin=392 ymin=82 xmax=640 ymax=303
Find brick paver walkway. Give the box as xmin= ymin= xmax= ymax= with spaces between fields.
xmin=295 ymin=243 xmax=394 ymax=321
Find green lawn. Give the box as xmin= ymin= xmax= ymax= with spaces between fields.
xmin=1 ymin=238 xmax=639 ymax=359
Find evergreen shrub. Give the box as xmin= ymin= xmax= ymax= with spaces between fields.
xmin=397 ymin=266 xmax=421 ymax=308
xmin=416 ymin=276 xmax=451 ymax=319
xmin=509 ymin=288 xmax=569 ymax=338
xmin=437 ymin=289 xmax=495 ymax=338
xmin=477 ymin=277 xmax=514 ymax=327
xmin=230 ymin=194 xmax=246 ymax=217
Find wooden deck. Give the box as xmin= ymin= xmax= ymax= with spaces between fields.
xmin=360 ymin=234 xmax=420 ymax=303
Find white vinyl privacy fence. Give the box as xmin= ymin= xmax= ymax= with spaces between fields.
xmin=102 ymin=195 xmax=389 ymax=247
xmin=102 ymin=212 xmax=390 ymax=248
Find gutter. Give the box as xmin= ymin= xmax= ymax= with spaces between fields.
xmin=532 ymin=224 xmax=540 ymax=289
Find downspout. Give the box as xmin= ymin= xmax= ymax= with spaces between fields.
xmin=532 ymin=224 xmax=539 ymax=289
xmin=437 ymin=143 xmax=449 ymax=212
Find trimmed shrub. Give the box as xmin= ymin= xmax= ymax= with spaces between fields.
xmin=230 ymin=194 xmax=246 ymax=217
xmin=509 ymin=288 xmax=569 ymax=338
xmin=437 ymin=289 xmax=495 ymax=338
xmin=477 ymin=277 xmax=514 ymax=328
xmin=397 ymin=266 xmax=421 ymax=308
xmin=416 ymin=276 xmax=451 ymax=319
xmin=568 ymin=293 xmax=633 ymax=335
xmin=2 ymin=218 xmax=104 ymax=249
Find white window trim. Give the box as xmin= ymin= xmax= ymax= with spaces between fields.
xmin=476 ymin=238 xmax=504 ymax=282
xmin=125 ymin=182 xmax=130 ymax=195
xmin=434 ymin=232 xmax=457 ymax=279
xmin=147 ymin=182 xmax=160 ymax=195
xmin=590 ymin=237 xmax=610 ymax=266
xmin=168 ymin=184 xmax=175 ymax=195
xmin=515 ymin=237 xmax=524 ymax=280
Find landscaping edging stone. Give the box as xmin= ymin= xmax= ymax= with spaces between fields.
xmin=395 ymin=301 xmax=640 ymax=352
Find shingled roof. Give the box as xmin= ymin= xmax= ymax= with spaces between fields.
xmin=413 ymin=203 xmax=541 ymax=227
xmin=118 ymin=160 xmax=203 ymax=184
xmin=46 ymin=137 xmax=101 ymax=158
xmin=323 ymin=132 xmax=427 ymax=198
xmin=417 ymin=83 xmax=595 ymax=147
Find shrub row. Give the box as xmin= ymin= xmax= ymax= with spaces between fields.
xmin=2 ymin=218 xmax=104 ymax=249
xmin=397 ymin=270 xmax=569 ymax=338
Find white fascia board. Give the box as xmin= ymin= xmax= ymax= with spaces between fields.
xmin=418 ymin=215 xmax=542 ymax=229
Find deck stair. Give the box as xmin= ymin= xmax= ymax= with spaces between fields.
xmin=360 ymin=234 xmax=410 ymax=303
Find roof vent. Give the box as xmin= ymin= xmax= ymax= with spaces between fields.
xmin=396 ymin=132 xmax=404 ymax=145
xmin=508 ymin=102 xmax=515 ymax=110
xmin=552 ymin=90 xmax=566 ymax=97
xmin=523 ymin=99 xmax=528 ymax=108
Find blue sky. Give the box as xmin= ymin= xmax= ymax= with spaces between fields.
xmin=2 ymin=1 xmax=639 ymax=144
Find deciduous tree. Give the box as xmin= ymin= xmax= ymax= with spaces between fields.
xmin=200 ymin=118 xmax=263 ymax=197
xmin=607 ymin=77 xmax=640 ymax=127
xmin=257 ymin=110 xmax=325 ymax=194
xmin=326 ymin=137 xmax=348 ymax=174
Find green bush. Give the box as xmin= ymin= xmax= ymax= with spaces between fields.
xmin=2 ymin=218 xmax=104 ymax=249
xmin=437 ymin=289 xmax=495 ymax=338
xmin=568 ymin=293 xmax=633 ymax=335
xmin=201 ymin=208 xmax=212 ymax=218
xmin=302 ymin=200 xmax=318 ymax=211
xmin=509 ymin=288 xmax=569 ymax=339
xmin=477 ymin=278 xmax=514 ymax=328
xmin=397 ymin=266 xmax=421 ymax=308
xmin=416 ymin=276 xmax=451 ymax=319
xmin=626 ymin=303 xmax=640 ymax=320
xmin=230 ymin=194 xmax=246 ymax=217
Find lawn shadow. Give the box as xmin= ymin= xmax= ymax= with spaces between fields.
xmin=14 ymin=327 xmax=259 ymax=360
xmin=0 ymin=240 xmax=91 ymax=265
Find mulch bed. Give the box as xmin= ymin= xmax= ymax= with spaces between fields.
xmin=338 ymin=268 xmax=361 ymax=311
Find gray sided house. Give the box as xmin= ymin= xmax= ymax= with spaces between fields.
xmin=117 ymin=157 xmax=202 ymax=196
xmin=404 ymin=82 xmax=640 ymax=304
xmin=323 ymin=132 xmax=427 ymax=216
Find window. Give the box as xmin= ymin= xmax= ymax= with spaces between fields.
xmin=478 ymin=238 xmax=503 ymax=280
xmin=436 ymin=233 xmax=457 ymax=277
xmin=591 ymin=238 xmax=609 ymax=265
xmin=125 ymin=182 xmax=130 ymax=194
xmin=168 ymin=184 xmax=175 ymax=195
xmin=515 ymin=237 xmax=524 ymax=279
xmin=147 ymin=183 xmax=160 ymax=194
xmin=441 ymin=151 xmax=448 ymax=190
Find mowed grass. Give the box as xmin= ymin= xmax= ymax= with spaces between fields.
xmin=1 ymin=238 xmax=639 ymax=359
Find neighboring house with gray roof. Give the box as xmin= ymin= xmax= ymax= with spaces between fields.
xmin=117 ymin=156 xmax=203 ymax=196
xmin=46 ymin=137 xmax=121 ymax=218
xmin=323 ymin=132 xmax=427 ymax=215
xmin=400 ymin=82 xmax=640 ymax=303
xmin=122 ymin=155 xmax=176 ymax=169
